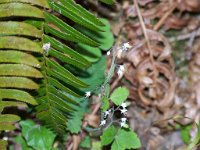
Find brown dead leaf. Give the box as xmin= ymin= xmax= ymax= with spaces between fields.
xmin=84 ymin=114 xmax=100 ymax=128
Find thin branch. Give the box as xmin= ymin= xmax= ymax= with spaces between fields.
xmin=133 ymin=0 xmax=153 ymax=58
xmin=153 ymin=4 xmax=177 ymax=31
xmin=133 ymin=0 xmax=157 ymax=75
xmin=169 ymin=28 xmax=200 ymax=42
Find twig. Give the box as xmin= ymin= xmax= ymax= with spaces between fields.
xmin=133 ymin=0 xmax=157 ymax=77
xmin=153 ymin=4 xmax=177 ymax=31
xmin=169 ymin=28 xmax=200 ymax=42
xmin=83 ymin=102 xmax=101 ymax=127
xmin=133 ymin=0 xmax=153 ymax=60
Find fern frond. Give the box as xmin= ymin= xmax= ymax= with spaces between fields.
xmin=0 ymin=2 xmax=43 ymax=147
xmin=0 ymin=2 xmax=105 ymax=146
xmin=48 ymin=0 xmax=104 ymax=31
xmin=36 ymin=0 xmax=105 ymax=134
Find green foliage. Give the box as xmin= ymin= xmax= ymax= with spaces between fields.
xmin=75 ymin=43 xmax=102 ymax=63
xmin=110 ymin=87 xmax=129 ymax=105
xmin=79 ymin=56 xmax=106 ymax=92
xmin=76 ymin=18 xmax=114 ymax=51
xmin=15 ymin=120 xmax=56 ymax=150
xmin=67 ymin=98 xmax=88 ymax=133
xmin=15 ymin=135 xmax=33 ymax=150
xmin=186 ymin=123 xmax=200 ymax=150
xmin=101 ymin=85 xmax=110 ymax=111
xmin=0 ymin=2 xmax=45 ymax=18
xmin=102 ymin=96 xmax=110 ymax=111
xmin=80 ymin=136 xmax=91 ymax=149
xmin=0 ymin=0 xmax=106 ymax=148
xmin=180 ymin=124 xmax=192 ymax=145
xmin=75 ymin=18 xmax=114 ymax=63
xmin=101 ymin=125 xmax=141 ymax=150
xmin=0 ymin=140 xmax=7 ymax=150
xmin=0 ymin=0 xmax=49 ymax=8
xmin=100 ymin=86 xmax=141 ymax=149
xmin=36 ymin=0 xmax=105 ymax=134
xmin=0 ymin=0 xmax=117 ymax=149
xmin=101 ymin=125 xmax=118 ymax=146
xmin=92 ymin=141 xmax=101 ymax=150
xmin=48 ymin=0 xmax=104 ymax=31
xmin=111 ymin=128 xmax=141 ymax=150
xmin=99 ymin=0 xmax=115 ymax=5
xmin=0 ymin=1 xmax=42 ymax=144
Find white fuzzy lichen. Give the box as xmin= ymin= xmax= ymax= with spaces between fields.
xmin=85 ymin=91 xmax=91 ymax=98
xmin=42 ymin=42 xmax=51 ymax=55
xmin=117 ymin=65 xmax=125 ymax=78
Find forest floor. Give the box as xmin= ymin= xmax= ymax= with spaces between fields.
xmin=85 ymin=0 xmax=200 ymax=149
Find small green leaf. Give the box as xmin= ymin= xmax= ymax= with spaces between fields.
xmin=186 ymin=123 xmax=200 ymax=150
xmin=0 ymin=3 xmax=44 ymax=19
xmin=105 ymin=84 xmax=110 ymax=98
xmin=15 ymin=134 xmax=33 ymax=150
xmin=92 ymin=141 xmax=101 ymax=150
xmin=0 ymin=77 xmax=39 ymax=89
xmin=110 ymin=87 xmax=129 ymax=105
xmin=0 ymin=114 xmax=20 ymax=123
xmin=24 ymin=20 xmax=43 ymax=29
xmin=0 ymin=22 xmax=42 ymax=38
xmin=20 ymin=120 xmax=56 ymax=150
xmin=111 ymin=128 xmax=141 ymax=150
xmin=0 ymin=64 xmax=43 ymax=78
xmin=0 ymin=36 xmax=42 ymax=53
xmin=0 ymin=122 xmax=16 ymax=131
xmin=101 ymin=125 xmax=118 ymax=146
xmin=102 ymin=96 xmax=109 ymax=111
xmin=80 ymin=136 xmax=91 ymax=149
xmin=100 ymin=0 xmax=115 ymax=5
xmin=0 ymin=140 xmax=7 ymax=150
xmin=0 ymin=51 xmax=41 ymax=68
xmin=75 ymin=43 xmax=102 ymax=63
xmin=79 ymin=56 xmax=106 ymax=92
xmin=0 ymin=0 xmax=50 ymax=8
xmin=0 ymin=89 xmax=37 ymax=105
xmin=67 ymin=99 xmax=88 ymax=133
xmin=181 ymin=125 xmax=192 ymax=145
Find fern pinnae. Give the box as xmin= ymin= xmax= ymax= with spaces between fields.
xmin=0 ymin=0 xmax=50 ymax=8
xmin=0 ymin=2 xmax=43 ymax=146
xmin=0 ymin=36 xmax=43 ymax=53
xmin=0 ymin=0 xmax=105 ymax=145
xmin=44 ymin=12 xmax=99 ymax=46
xmin=0 ymin=50 xmax=41 ymax=68
xmin=35 ymin=0 xmax=105 ymax=134
xmin=0 ymin=3 xmax=44 ymax=19
xmin=48 ymin=0 xmax=105 ymax=31
xmin=60 ymin=0 xmax=105 ymax=27
xmin=43 ymin=35 xmax=91 ymax=67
